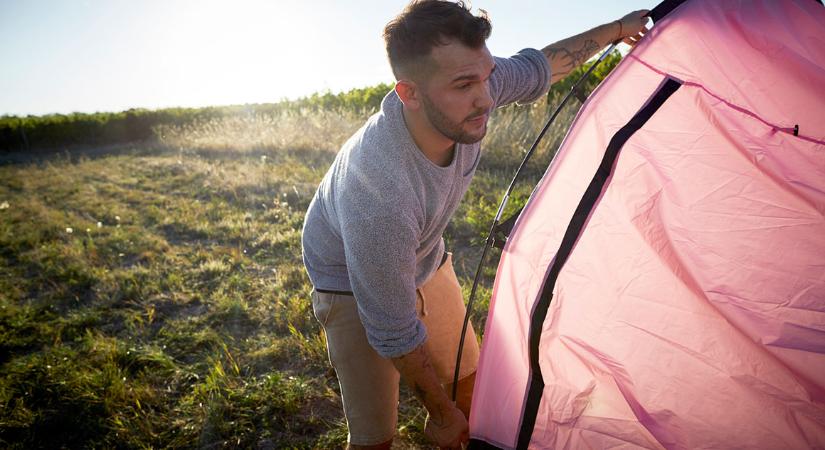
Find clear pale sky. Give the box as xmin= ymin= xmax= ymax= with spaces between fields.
xmin=0 ymin=0 xmax=654 ymax=116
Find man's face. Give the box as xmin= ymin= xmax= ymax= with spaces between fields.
xmin=417 ymin=40 xmax=496 ymax=145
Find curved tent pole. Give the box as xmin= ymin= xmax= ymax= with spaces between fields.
xmin=451 ymin=42 xmax=619 ymax=400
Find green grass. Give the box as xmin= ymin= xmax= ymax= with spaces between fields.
xmin=0 ymin=75 xmax=589 ymax=447
xmin=0 ymin=149 xmax=344 ymax=448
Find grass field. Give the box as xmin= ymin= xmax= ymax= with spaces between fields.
xmin=0 ymin=91 xmax=579 ymax=448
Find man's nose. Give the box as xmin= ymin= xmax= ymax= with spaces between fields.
xmin=474 ymin=83 xmax=493 ymax=111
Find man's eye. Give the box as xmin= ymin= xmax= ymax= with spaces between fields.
xmin=457 ymin=83 xmax=471 ymax=90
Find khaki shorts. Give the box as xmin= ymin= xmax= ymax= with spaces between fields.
xmin=310 ymin=253 xmax=480 ymax=446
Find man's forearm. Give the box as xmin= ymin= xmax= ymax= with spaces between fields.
xmin=392 ymin=344 xmax=469 ymax=447
xmin=542 ymin=21 xmax=620 ymax=84
xmin=392 ymin=344 xmax=454 ymax=422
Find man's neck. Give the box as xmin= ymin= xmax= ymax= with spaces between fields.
xmin=402 ymin=105 xmax=455 ymax=167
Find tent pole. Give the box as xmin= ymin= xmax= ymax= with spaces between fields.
xmin=451 ymin=42 xmax=619 ymax=401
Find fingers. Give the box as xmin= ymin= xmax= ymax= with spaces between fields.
xmin=425 ymin=406 xmax=470 ymax=449
xmin=623 ymin=24 xmax=650 ymax=47
xmin=622 ymin=9 xmax=650 ymax=24
xmin=617 ymin=9 xmax=652 ymax=46
xmin=445 ymin=431 xmax=469 ymax=450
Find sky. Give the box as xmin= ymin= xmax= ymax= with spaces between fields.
xmin=0 ymin=0 xmax=654 ymax=116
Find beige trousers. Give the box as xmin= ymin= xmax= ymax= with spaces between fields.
xmin=310 ymin=253 xmax=480 ymax=445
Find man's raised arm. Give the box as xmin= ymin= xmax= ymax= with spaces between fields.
xmin=543 ymin=10 xmax=650 ymax=84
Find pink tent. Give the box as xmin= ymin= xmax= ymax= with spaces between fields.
xmin=469 ymin=0 xmax=825 ymax=448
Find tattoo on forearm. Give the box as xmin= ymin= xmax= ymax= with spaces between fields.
xmin=543 ymin=39 xmax=601 ymax=78
xmin=402 ymin=347 xmax=434 ymax=404
xmin=395 ymin=346 xmax=447 ymax=423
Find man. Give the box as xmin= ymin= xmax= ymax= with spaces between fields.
xmin=301 ymin=1 xmax=649 ymax=448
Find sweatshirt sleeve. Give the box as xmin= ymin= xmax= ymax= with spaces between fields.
xmin=490 ymin=48 xmax=553 ymax=108
xmin=338 ymin=206 xmax=427 ymax=358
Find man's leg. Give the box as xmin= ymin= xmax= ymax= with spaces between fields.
xmin=311 ymin=291 xmax=400 ymax=448
xmin=418 ymin=253 xmax=481 ymax=419
xmin=443 ymin=371 xmax=475 ymax=419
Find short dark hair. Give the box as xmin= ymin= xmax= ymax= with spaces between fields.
xmin=383 ymin=0 xmax=492 ymax=81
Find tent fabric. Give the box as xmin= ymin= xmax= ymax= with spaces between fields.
xmin=469 ymin=1 xmax=825 ymax=448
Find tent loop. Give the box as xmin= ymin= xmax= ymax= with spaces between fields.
xmin=451 ymin=42 xmax=620 ymax=401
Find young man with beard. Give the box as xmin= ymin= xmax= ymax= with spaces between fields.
xmin=301 ymin=1 xmax=649 ymax=448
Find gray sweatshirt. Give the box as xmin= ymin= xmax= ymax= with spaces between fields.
xmin=302 ymin=48 xmax=551 ymax=358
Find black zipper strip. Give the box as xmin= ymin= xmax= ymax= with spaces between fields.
xmin=515 ymin=78 xmax=683 ymax=449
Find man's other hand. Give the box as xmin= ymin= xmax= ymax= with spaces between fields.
xmin=424 ymin=403 xmax=469 ymax=449
xmin=618 ymin=10 xmax=651 ymax=46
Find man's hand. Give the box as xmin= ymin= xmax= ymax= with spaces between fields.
xmin=616 ymin=10 xmax=651 ymax=46
xmin=424 ymin=403 xmax=469 ymax=449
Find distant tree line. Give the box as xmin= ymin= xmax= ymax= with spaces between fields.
xmin=0 ymin=51 xmax=621 ymax=152
xmin=0 ymin=83 xmax=396 ymax=152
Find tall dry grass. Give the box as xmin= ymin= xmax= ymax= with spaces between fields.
xmin=155 ymin=108 xmax=364 ymax=153
xmin=482 ymin=92 xmax=577 ymax=176
xmin=154 ymin=91 xmax=578 ymax=177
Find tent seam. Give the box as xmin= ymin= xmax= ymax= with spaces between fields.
xmin=627 ymin=54 xmax=825 ymax=146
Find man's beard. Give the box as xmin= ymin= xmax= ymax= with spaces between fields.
xmin=421 ymin=93 xmax=488 ymax=145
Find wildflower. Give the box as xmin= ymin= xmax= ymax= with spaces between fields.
xmin=260 ymin=155 xmax=267 ymax=163
xmin=86 ymin=228 xmax=91 ymax=233
xmin=97 ymin=222 xmax=102 ymax=228
xmin=0 ymin=201 xmax=8 ymax=209
xmin=115 ymin=215 xmax=121 ymax=221
xmin=66 ymin=227 xmax=73 ymax=234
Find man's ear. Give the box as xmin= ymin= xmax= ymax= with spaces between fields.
xmin=395 ymin=80 xmax=420 ymax=110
